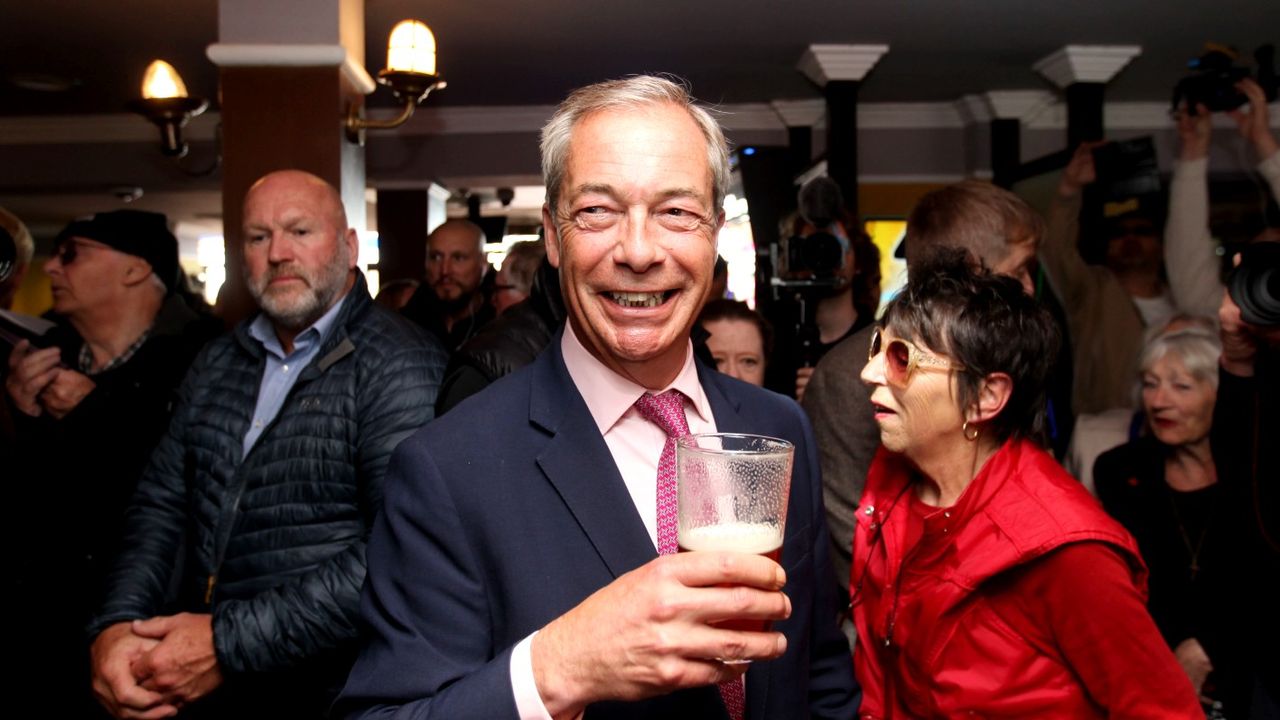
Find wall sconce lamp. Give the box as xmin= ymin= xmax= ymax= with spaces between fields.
xmin=127 ymin=60 xmax=209 ymax=158
xmin=345 ymin=19 xmax=444 ymax=145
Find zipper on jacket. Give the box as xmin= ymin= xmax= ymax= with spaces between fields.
xmin=203 ymin=333 xmax=356 ymax=607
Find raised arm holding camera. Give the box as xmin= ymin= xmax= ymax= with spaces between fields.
xmin=1165 ymin=77 xmax=1280 ymax=320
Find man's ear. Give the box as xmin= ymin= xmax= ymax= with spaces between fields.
xmin=968 ymin=371 xmax=1013 ymax=425
xmin=542 ymin=205 xmax=561 ymax=269
xmin=344 ymin=228 xmax=359 ymax=270
xmin=121 ymin=257 xmax=155 ymax=287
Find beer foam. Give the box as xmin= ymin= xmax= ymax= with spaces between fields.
xmin=680 ymin=522 xmax=783 ymax=554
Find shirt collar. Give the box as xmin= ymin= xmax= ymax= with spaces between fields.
xmin=248 ymin=290 xmax=348 ymax=360
xmin=561 ymin=322 xmax=713 ymax=436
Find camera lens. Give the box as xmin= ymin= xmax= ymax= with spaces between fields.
xmin=1228 ymin=242 xmax=1280 ymax=327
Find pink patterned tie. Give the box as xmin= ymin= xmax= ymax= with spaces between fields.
xmin=633 ymin=390 xmax=746 ymax=720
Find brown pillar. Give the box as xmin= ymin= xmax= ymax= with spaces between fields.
xmin=208 ymin=0 xmax=370 ymax=324
xmin=376 ymin=189 xmax=429 ymax=282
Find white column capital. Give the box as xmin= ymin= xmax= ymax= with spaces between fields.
xmin=797 ymin=44 xmax=889 ymax=86
xmin=1034 ymin=45 xmax=1142 ymax=88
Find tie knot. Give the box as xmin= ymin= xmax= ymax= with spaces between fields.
xmin=634 ymin=389 xmax=691 ymax=439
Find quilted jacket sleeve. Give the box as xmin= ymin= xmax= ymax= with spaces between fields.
xmin=87 ymin=343 xmax=215 ymax=637
xmin=211 ymin=328 xmax=446 ymax=673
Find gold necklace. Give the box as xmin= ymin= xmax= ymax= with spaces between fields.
xmin=1167 ymin=489 xmax=1211 ymax=581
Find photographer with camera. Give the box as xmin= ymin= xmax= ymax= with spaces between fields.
xmin=1211 ymin=247 xmax=1280 ymax=718
xmin=1167 ymin=77 xmax=1280 ymax=321
xmin=772 ymin=177 xmax=879 ymax=402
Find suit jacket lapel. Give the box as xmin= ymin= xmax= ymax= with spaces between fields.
xmin=530 ymin=340 xmax=656 ymax=579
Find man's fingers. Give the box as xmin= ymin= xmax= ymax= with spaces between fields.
xmin=132 ymin=616 xmax=173 ymax=639
xmin=655 ymin=551 xmax=786 ymax=590
xmin=673 ymin=623 xmax=789 ymax=665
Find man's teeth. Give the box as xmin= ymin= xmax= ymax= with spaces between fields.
xmin=610 ymin=291 xmax=664 ymax=308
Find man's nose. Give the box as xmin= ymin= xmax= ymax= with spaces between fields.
xmin=267 ymin=233 xmax=294 ymax=263
xmin=614 ymin=211 xmax=663 ymax=271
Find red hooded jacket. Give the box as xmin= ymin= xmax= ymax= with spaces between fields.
xmin=851 ymin=439 xmax=1203 ymax=719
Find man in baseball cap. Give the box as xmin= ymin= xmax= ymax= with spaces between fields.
xmin=5 ymin=208 xmax=218 ymax=717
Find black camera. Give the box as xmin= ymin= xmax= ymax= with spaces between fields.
xmin=1172 ymin=43 xmax=1276 ymax=114
xmin=775 ymin=229 xmax=846 ymax=284
xmin=0 ymin=223 xmax=16 ymax=284
xmin=1229 ymin=242 xmax=1280 ymax=327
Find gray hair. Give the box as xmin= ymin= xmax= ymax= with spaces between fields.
xmin=501 ymin=240 xmax=545 ymax=294
xmin=1139 ymin=326 xmax=1223 ymax=390
xmin=540 ymin=75 xmax=731 ymax=214
xmin=0 ymin=206 xmax=35 ymax=268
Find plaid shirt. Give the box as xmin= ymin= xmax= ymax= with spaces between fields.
xmin=78 ymin=326 xmax=152 ymax=376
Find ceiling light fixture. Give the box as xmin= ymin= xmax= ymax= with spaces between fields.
xmin=345 ymin=19 xmax=445 ymax=145
xmin=127 ymin=59 xmax=209 ymax=158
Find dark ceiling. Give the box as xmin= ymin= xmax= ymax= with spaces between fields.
xmin=2 ymin=1 xmax=1277 ymax=116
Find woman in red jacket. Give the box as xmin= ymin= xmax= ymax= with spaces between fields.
xmin=851 ymin=248 xmax=1202 ymax=719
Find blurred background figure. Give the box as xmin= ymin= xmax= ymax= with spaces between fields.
xmin=491 ymin=238 xmax=545 ymax=315
xmin=374 ymin=278 xmax=419 ymax=311
xmin=697 ymin=298 xmax=772 ymax=387
xmin=402 ymin=219 xmax=494 ymax=351
xmin=853 ymin=248 xmax=1199 ymax=718
xmin=1094 ymin=326 xmax=1243 ymax=714
xmin=0 ymin=206 xmax=35 ymax=310
xmin=708 ymin=254 xmax=729 ymax=301
xmin=771 ymin=177 xmax=879 ymax=401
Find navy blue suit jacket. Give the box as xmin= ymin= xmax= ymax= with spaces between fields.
xmin=336 ymin=338 xmax=859 ymax=719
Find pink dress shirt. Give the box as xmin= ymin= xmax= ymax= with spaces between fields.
xmin=509 ymin=323 xmax=718 ymax=719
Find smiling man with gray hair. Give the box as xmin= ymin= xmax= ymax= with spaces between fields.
xmin=337 ymin=76 xmax=858 ymax=720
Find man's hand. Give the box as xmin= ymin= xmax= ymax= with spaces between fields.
xmin=40 ymin=367 xmax=95 ymax=419
xmin=1173 ymin=637 xmax=1213 ymax=698
xmin=90 ymin=622 xmax=176 ymax=720
xmin=531 ymin=552 xmax=790 ymax=720
xmin=1219 ymin=281 xmax=1258 ymax=378
xmin=5 ymin=340 xmax=61 ymax=417
xmin=1175 ymin=102 xmax=1212 ymax=161
xmin=794 ymin=366 xmax=815 ymax=403
xmin=1230 ymin=78 xmax=1279 ymax=160
xmin=130 ymin=613 xmax=224 ymax=708
xmin=1057 ymin=141 xmax=1105 ymax=198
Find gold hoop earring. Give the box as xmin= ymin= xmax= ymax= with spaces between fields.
xmin=962 ymin=421 xmax=980 ymax=442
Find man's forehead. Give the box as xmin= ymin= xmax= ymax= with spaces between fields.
xmin=429 ymin=226 xmax=482 ymax=252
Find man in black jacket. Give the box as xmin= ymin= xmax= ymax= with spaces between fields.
xmin=87 ymin=170 xmax=447 ymax=719
xmin=6 ymin=209 xmax=220 ymax=717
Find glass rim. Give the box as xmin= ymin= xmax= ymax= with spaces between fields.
xmin=676 ymin=432 xmax=794 ymax=455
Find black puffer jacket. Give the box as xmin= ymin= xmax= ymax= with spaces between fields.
xmin=435 ymin=258 xmax=566 ymax=414
xmin=89 ymin=276 xmax=446 ymax=713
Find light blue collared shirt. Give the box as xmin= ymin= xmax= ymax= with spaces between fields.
xmin=242 ymin=295 xmax=347 ymax=457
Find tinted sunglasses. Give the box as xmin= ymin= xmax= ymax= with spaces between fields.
xmin=868 ymin=326 xmax=964 ymax=387
xmin=52 ymin=239 xmax=109 ymax=266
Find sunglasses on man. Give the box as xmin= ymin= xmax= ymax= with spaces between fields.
xmin=868 ymin=326 xmax=964 ymax=387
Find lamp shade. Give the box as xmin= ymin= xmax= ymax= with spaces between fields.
xmin=141 ymin=60 xmax=189 ymax=100
xmin=385 ymin=20 xmax=436 ymax=75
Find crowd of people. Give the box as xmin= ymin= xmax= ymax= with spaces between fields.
xmin=0 ymin=72 xmax=1276 ymax=719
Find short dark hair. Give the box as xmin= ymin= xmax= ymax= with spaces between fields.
xmin=880 ymin=246 xmax=1061 ymax=444
xmin=697 ymin=299 xmax=774 ymax=360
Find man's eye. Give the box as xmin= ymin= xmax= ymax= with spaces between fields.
xmin=657 ymin=207 xmax=702 ymax=230
xmin=574 ymin=206 xmax=618 ymax=229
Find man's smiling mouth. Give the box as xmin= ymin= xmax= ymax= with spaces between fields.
xmin=607 ymin=291 xmax=671 ymax=308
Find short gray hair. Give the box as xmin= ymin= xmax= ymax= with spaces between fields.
xmin=501 ymin=240 xmax=545 ymax=295
xmin=1139 ymin=326 xmax=1222 ymax=390
xmin=540 ymin=75 xmax=730 ymax=214
xmin=0 ymin=206 xmax=35 ymax=268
